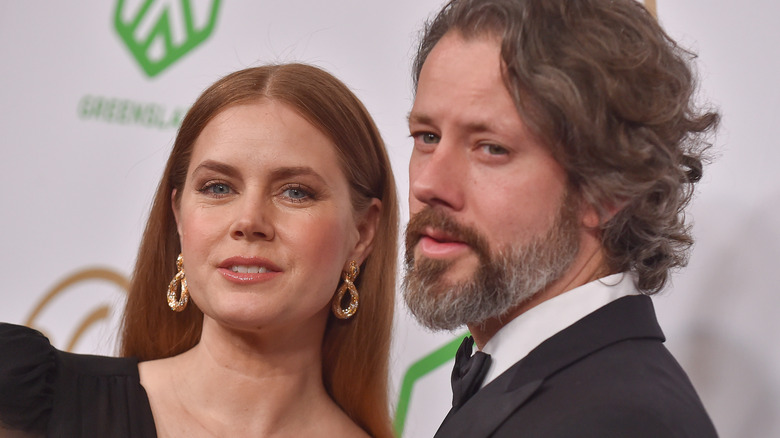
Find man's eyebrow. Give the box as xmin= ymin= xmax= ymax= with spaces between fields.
xmin=463 ymin=121 xmax=492 ymax=133
xmin=408 ymin=112 xmax=493 ymax=134
xmin=407 ymin=112 xmax=433 ymax=125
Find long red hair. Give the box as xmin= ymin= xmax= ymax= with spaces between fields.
xmin=120 ymin=64 xmax=398 ymax=438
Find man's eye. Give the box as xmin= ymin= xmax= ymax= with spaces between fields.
xmin=421 ymin=133 xmax=440 ymax=144
xmin=423 ymin=132 xmax=439 ymax=144
xmin=483 ymin=144 xmax=508 ymax=155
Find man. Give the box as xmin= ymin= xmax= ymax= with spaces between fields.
xmin=402 ymin=0 xmax=719 ymax=436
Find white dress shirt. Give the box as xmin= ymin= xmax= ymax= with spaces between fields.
xmin=479 ymin=272 xmax=640 ymax=387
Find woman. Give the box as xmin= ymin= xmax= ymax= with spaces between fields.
xmin=0 ymin=64 xmax=398 ymax=437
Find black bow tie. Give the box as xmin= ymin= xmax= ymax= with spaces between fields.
xmin=451 ymin=336 xmax=492 ymax=409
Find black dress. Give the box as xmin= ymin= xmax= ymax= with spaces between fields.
xmin=0 ymin=323 xmax=157 ymax=437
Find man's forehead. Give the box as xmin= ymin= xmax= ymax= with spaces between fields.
xmin=407 ymin=109 xmax=499 ymax=135
xmin=410 ymin=85 xmax=522 ymax=137
xmin=421 ymin=33 xmax=502 ymax=78
xmin=413 ymin=33 xmax=509 ymax=97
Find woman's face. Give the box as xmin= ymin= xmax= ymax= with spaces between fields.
xmin=173 ymin=100 xmax=376 ymax=334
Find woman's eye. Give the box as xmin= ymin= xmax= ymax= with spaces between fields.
xmin=282 ymin=186 xmax=313 ymax=202
xmin=213 ymin=183 xmax=231 ymax=194
xmin=199 ymin=182 xmax=232 ymax=196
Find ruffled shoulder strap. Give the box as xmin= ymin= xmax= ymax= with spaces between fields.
xmin=0 ymin=323 xmax=56 ymax=433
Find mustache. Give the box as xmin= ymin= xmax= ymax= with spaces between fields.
xmin=404 ymin=207 xmax=491 ymax=263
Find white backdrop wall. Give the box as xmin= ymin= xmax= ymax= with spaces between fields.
xmin=0 ymin=1 xmax=777 ymax=437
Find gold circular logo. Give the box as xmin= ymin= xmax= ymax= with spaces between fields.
xmin=25 ymin=268 xmax=129 ymax=353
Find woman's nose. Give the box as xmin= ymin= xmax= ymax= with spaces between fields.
xmin=228 ymin=197 xmax=275 ymax=241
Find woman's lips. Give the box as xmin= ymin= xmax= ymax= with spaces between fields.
xmin=229 ymin=265 xmax=271 ymax=274
xmin=218 ymin=257 xmax=281 ymax=284
xmin=219 ymin=268 xmax=280 ymax=284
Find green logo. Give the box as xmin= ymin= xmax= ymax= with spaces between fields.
xmin=393 ymin=333 xmax=467 ymax=437
xmin=77 ymin=94 xmax=188 ymax=130
xmin=114 ymin=0 xmax=221 ymax=78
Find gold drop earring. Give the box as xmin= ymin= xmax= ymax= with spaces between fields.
xmin=332 ymin=261 xmax=360 ymax=319
xmin=167 ymin=253 xmax=189 ymax=312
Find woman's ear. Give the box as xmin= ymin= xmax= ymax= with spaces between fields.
xmin=348 ymin=198 xmax=382 ymax=266
xmin=171 ymin=189 xmax=182 ymax=237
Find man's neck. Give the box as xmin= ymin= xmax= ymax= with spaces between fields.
xmin=469 ymin=243 xmax=610 ymax=349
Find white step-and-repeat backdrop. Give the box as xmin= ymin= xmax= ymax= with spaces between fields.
xmin=1 ymin=1 xmax=777 ymax=437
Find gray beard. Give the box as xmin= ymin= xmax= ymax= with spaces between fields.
xmin=402 ymin=200 xmax=580 ymax=331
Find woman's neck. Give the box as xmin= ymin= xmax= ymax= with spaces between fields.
xmin=140 ymin=317 xmax=365 ymax=438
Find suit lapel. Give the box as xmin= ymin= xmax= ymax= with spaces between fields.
xmin=508 ymin=294 xmax=664 ymax=386
xmin=434 ymin=377 xmax=543 ymax=437
xmin=434 ymin=295 xmax=664 ymax=438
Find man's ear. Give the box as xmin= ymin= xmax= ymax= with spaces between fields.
xmin=581 ymin=199 xmax=623 ymax=229
xmin=348 ymin=198 xmax=382 ymax=266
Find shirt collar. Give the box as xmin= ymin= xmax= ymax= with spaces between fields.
xmin=479 ymin=272 xmax=640 ymax=387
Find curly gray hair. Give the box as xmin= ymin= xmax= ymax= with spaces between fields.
xmin=413 ymin=0 xmax=719 ymax=293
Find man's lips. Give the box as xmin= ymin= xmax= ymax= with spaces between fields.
xmin=416 ymin=229 xmax=470 ymax=258
xmin=423 ymin=227 xmax=464 ymax=243
xmin=405 ymin=207 xmax=489 ymax=263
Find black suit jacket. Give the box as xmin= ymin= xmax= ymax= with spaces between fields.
xmin=434 ymin=295 xmax=717 ymax=437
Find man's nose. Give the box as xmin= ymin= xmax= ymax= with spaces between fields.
xmin=409 ymin=140 xmax=465 ymax=212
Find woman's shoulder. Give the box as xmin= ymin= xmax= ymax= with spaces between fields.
xmin=0 ymin=322 xmax=141 ymax=378
xmin=0 ymin=323 xmax=155 ymax=437
xmin=0 ymin=323 xmax=57 ymax=433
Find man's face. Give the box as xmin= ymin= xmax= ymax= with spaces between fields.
xmin=404 ymin=32 xmax=582 ymax=329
